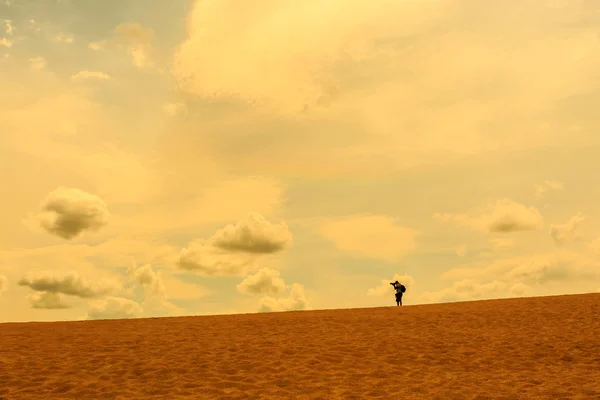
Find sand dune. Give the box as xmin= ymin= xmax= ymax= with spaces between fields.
xmin=1 ymin=293 xmax=598 ymax=399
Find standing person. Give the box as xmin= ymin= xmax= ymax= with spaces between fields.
xmin=390 ymin=280 xmax=406 ymax=306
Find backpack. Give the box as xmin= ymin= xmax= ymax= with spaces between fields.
xmin=400 ymin=284 xmax=406 ymax=293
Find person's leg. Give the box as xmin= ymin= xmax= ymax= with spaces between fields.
xmin=396 ymin=301 xmax=399 ymax=306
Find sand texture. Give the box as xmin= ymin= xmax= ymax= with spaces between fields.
xmin=1 ymin=293 xmax=599 ymax=399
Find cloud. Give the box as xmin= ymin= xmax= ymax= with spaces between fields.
xmin=509 ymin=282 xmax=529 ymax=297
xmin=55 ymin=33 xmax=74 ymax=43
xmin=211 ymin=213 xmax=292 ymax=254
xmin=489 ymin=237 xmax=515 ymax=251
xmin=28 ymin=291 xmax=70 ymax=309
xmin=177 ymin=239 xmax=257 ymax=276
xmin=88 ymin=41 xmax=105 ymax=50
xmin=86 ymin=296 xmax=143 ymax=320
xmin=18 ymin=270 xmax=120 ymax=298
xmin=442 ymin=251 xmax=600 ymax=286
xmin=236 ymin=267 xmax=287 ymax=296
xmin=172 ymin=0 xmax=444 ymax=115
xmin=535 ymin=180 xmax=564 ymax=198
xmin=129 ymin=263 xmax=183 ymax=317
xmin=28 ymin=56 xmax=46 ymax=70
xmin=549 ymin=213 xmax=585 ymax=245
xmin=71 ymin=70 xmax=111 ymax=81
xmin=0 ymin=37 xmax=12 ymax=48
xmin=434 ymin=199 xmax=543 ymax=233
xmin=318 ymin=215 xmax=418 ymax=262
xmin=420 ymin=279 xmax=507 ymax=304
xmin=4 ymin=20 xmax=13 ymax=35
xmin=163 ymin=102 xmax=186 ymax=117
xmin=113 ymin=22 xmax=154 ymax=69
xmin=0 ymin=274 xmax=6 ymax=294
xmin=33 ymin=187 xmax=110 ymax=240
xmin=367 ymin=273 xmax=415 ymax=297
xmin=258 ymin=283 xmax=310 ymax=312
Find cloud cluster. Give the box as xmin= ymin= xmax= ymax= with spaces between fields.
xmin=236 ymin=267 xmax=286 ymax=296
xmin=18 ymin=270 xmax=121 ymax=309
xmin=535 ymin=180 xmax=564 ymax=198
xmin=176 ymin=213 xmax=292 ymax=276
xmin=86 ymin=297 xmax=143 ymax=320
xmin=434 ymin=199 xmax=544 ymax=233
xmin=319 ymin=215 xmax=418 ymax=262
xmin=34 ymin=187 xmax=110 ymax=240
xmin=258 ymin=283 xmax=309 ymax=313
xmin=549 ymin=213 xmax=585 ymax=245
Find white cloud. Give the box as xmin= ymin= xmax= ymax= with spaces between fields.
xmin=55 ymin=33 xmax=74 ymax=43
xmin=88 ymin=41 xmax=105 ymax=50
xmin=18 ymin=270 xmax=120 ymax=298
xmin=509 ymin=282 xmax=529 ymax=297
xmin=28 ymin=56 xmax=46 ymax=70
xmin=258 ymin=283 xmax=309 ymax=312
xmin=28 ymin=291 xmax=70 ymax=309
xmin=434 ymin=199 xmax=543 ymax=233
xmin=0 ymin=37 xmax=12 ymax=48
xmin=535 ymin=180 xmax=564 ymax=198
xmin=237 ymin=267 xmax=287 ymax=296
xmin=71 ymin=70 xmax=111 ymax=81
xmin=211 ymin=213 xmax=292 ymax=254
xmin=177 ymin=239 xmax=257 ymax=276
xmin=4 ymin=20 xmax=13 ymax=35
xmin=319 ymin=215 xmax=418 ymax=262
xmin=32 ymin=187 xmax=110 ymax=240
xmin=367 ymin=273 xmax=414 ymax=297
xmin=163 ymin=102 xmax=186 ymax=117
xmin=549 ymin=213 xmax=585 ymax=245
xmin=86 ymin=296 xmax=143 ymax=320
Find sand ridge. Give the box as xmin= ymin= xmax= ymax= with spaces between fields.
xmin=0 ymin=293 xmax=599 ymax=399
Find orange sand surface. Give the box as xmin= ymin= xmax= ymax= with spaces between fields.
xmin=1 ymin=293 xmax=599 ymax=399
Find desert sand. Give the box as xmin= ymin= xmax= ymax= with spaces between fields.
xmin=0 ymin=293 xmax=598 ymax=400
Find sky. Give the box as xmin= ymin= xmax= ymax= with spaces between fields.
xmin=1 ymin=0 xmax=600 ymax=322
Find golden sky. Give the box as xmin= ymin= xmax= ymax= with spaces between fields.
xmin=1 ymin=0 xmax=600 ymax=322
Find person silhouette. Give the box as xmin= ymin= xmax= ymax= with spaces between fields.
xmin=390 ymin=280 xmax=405 ymax=306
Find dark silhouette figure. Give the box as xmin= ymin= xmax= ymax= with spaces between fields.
xmin=390 ymin=281 xmax=406 ymax=306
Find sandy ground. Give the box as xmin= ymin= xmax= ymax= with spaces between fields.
xmin=0 ymin=293 xmax=598 ymax=400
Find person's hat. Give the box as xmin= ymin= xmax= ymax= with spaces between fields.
xmin=394 ymin=280 xmax=399 ymax=284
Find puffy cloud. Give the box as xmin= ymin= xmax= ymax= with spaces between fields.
xmin=18 ymin=270 xmax=120 ymax=298
xmin=237 ymin=267 xmax=286 ymax=296
xmin=0 ymin=274 xmax=6 ymax=294
xmin=113 ymin=22 xmax=154 ymax=69
xmin=86 ymin=296 xmax=143 ymax=320
xmin=319 ymin=215 xmax=418 ymax=262
xmin=163 ymin=102 xmax=186 ymax=117
xmin=549 ymin=213 xmax=585 ymax=245
xmin=177 ymin=240 xmax=257 ymax=276
xmin=509 ymin=282 xmax=529 ymax=297
xmin=535 ymin=180 xmax=564 ymax=198
xmin=0 ymin=38 xmax=12 ymax=47
xmin=211 ymin=213 xmax=292 ymax=254
xmin=4 ymin=20 xmax=13 ymax=35
xmin=28 ymin=291 xmax=70 ymax=309
xmin=129 ymin=263 xmax=184 ymax=318
xmin=55 ymin=33 xmax=74 ymax=43
xmin=434 ymin=199 xmax=543 ymax=233
xmin=367 ymin=273 xmax=414 ymax=297
xmin=71 ymin=70 xmax=111 ymax=81
xmin=172 ymin=0 xmax=444 ymax=115
xmin=258 ymin=283 xmax=309 ymax=312
xmin=28 ymin=56 xmax=46 ymax=70
xmin=33 ymin=187 xmax=110 ymax=240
